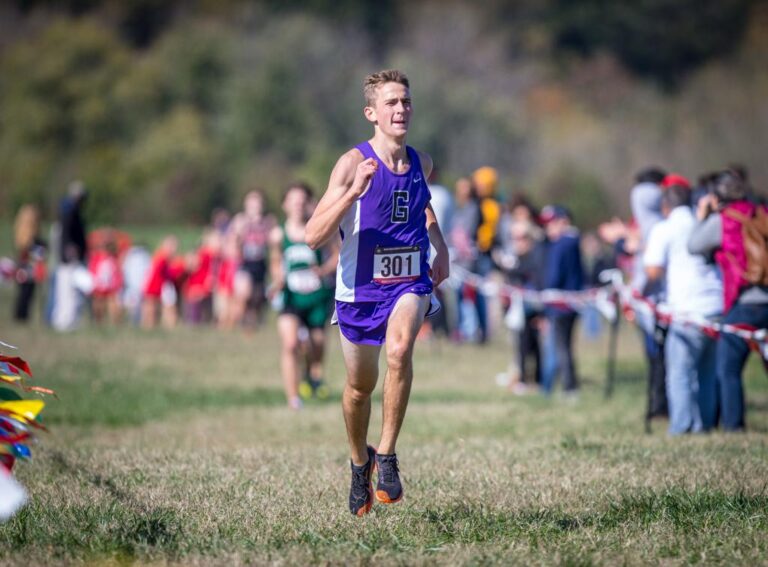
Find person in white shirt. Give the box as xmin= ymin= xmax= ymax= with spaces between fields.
xmin=426 ymin=167 xmax=455 ymax=338
xmin=644 ymin=182 xmax=723 ymax=435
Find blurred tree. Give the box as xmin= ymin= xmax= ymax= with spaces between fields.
xmin=110 ymin=21 xmax=234 ymax=221
xmin=114 ymin=21 xmax=232 ymax=125
xmin=12 ymin=0 xmax=178 ymax=47
xmin=550 ymin=0 xmax=754 ymax=88
xmin=118 ymin=0 xmax=176 ymax=48
xmin=1 ymin=20 xmax=129 ymax=148
xmin=264 ymin=0 xmax=397 ymax=53
xmin=216 ymin=13 xmax=373 ymax=206
xmin=541 ymin=163 xmax=609 ymax=229
xmin=122 ymin=106 xmax=216 ymax=223
xmin=0 ymin=19 xmax=130 ymax=216
xmin=13 ymin=0 xmax=100 ymax=16
xmin=2 ymin=1 xmax=767 ymax=226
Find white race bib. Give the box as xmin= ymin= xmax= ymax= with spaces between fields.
xmin=287 ymin=269 xmax=322 ymax=294
xmin=373 ymin=246 xmax=420 ymax=284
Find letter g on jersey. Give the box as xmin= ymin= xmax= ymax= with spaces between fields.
xmin=391 ymin=191 xmax=409 ymax=223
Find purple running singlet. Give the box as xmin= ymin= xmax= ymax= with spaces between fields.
xmin=333 ymin=141 xmax=437 ymax=344
xmin=336 ymin=142 xmax=433 ymax=302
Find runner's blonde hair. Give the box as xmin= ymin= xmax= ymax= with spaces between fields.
xmin=363 ymin=69 xmax=409 ymax=106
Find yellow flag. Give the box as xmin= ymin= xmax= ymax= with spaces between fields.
xmin=0 ymin=400 xmax=45 ymax=423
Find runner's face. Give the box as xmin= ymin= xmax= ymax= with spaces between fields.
xmin=283 ymin=189 xmax=307 ymax=221
xmin=366 ymin=82 xmax=412 ymax=137
xmin=244 ymin=194 xmax=263 ymax=217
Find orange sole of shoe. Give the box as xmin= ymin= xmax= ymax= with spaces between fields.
xmin=375 ymin=490 xmax=403 ymax=504
xmin=356 ymin=485 xmax=373 ymax=516
xmin=354 ymin=446 xmax=378 ymax=516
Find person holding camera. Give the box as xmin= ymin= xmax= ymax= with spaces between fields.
xmin=644 ymin=181 xmax=722 ymax=435
xmin=688 ymin=170 xmax=768 ymax=431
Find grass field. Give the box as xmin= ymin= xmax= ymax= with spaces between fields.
xmin=1 ymin=286 xmax=767 ymax=566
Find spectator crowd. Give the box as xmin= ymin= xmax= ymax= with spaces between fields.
xmin=6 ymin=163 xmax=768 ymax=431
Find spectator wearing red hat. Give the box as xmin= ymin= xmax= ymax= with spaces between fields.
xmin=661 ymin=173 xmax=692 ymax=191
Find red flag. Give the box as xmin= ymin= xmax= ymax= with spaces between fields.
xmin=0 ymin=356 xmax=31 ymax=377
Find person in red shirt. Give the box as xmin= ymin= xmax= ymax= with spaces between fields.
xmin=163 ymin=255 xmax=187 ymax=329
xmin=141 ymin=236 xmax=178 ymax=329
xmin=183 ymin=229 xmax=221 ymax=325
xmin=88 ymin=238 xmax=123 ymax=325
xmin=215 ymin=232 xmax=243 ymax=329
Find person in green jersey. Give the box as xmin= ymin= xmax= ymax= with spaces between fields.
xmin=269 ymin=183 xmax=339 ymax=410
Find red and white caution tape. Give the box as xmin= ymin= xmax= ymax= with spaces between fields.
xmin=448 ymin=264 xmax=768 ymax=360
xmin=609 ymin=274 xmax=768 ymax=361
xmin=448 ymin=263 xmax=615 ymax=316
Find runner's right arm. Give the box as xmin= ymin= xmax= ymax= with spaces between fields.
xmin=306 ymin=150 xmax=377 ymax=250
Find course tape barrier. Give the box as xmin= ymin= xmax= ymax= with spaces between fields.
xmin=447 ymin=264 xmax=768 ymax=362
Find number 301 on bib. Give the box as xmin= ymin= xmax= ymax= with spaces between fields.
xmin=372 ymin=245 xmax=421 ymax=284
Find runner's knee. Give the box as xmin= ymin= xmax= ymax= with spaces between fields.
xmin=386 ymin=340 xmax=413 ymax=373
xmin=346 ymin=378 xmax=376 ymax=402
xmin=281 ymin=337 xmax=301 ymax=355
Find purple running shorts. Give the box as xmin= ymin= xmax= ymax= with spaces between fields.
xmin=332 ymin=292 xmax=440 ymax=346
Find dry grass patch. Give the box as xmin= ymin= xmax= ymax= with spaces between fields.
xmin=1 ymin=306 xmax=767 ymax=565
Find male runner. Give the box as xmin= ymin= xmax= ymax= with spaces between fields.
xmin=305 ymin=69 xmax=449 ymax=516
xmin=269 ymin=183 xmax=337 ymax=410
xmin=230 ymin=190 xmax=275 ymax=328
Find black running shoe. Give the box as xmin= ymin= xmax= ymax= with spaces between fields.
xmin=349 ymin=445 xmax=376 ymax=516
xmin=375 ymin=453 xmax=403 ymax=503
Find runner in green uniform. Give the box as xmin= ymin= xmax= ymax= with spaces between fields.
xmin=269 ymin=183 xmax=339 ymax=410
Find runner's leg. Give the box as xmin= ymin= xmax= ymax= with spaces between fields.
xmin=277 ymin=314 xmax=302 ymax=404
xmin=231 ymin=271 xmax=252 ymax=329
xmin=340 ymin=334 xmax=381 ymax=465
xmin=378 ymin=293 xmax=429 ymax=455
xmin=308 ymin=327 xmax=326 ymax=381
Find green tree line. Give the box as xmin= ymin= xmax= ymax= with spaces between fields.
xmin=0 ymin=0 xmax=760 ymax=226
